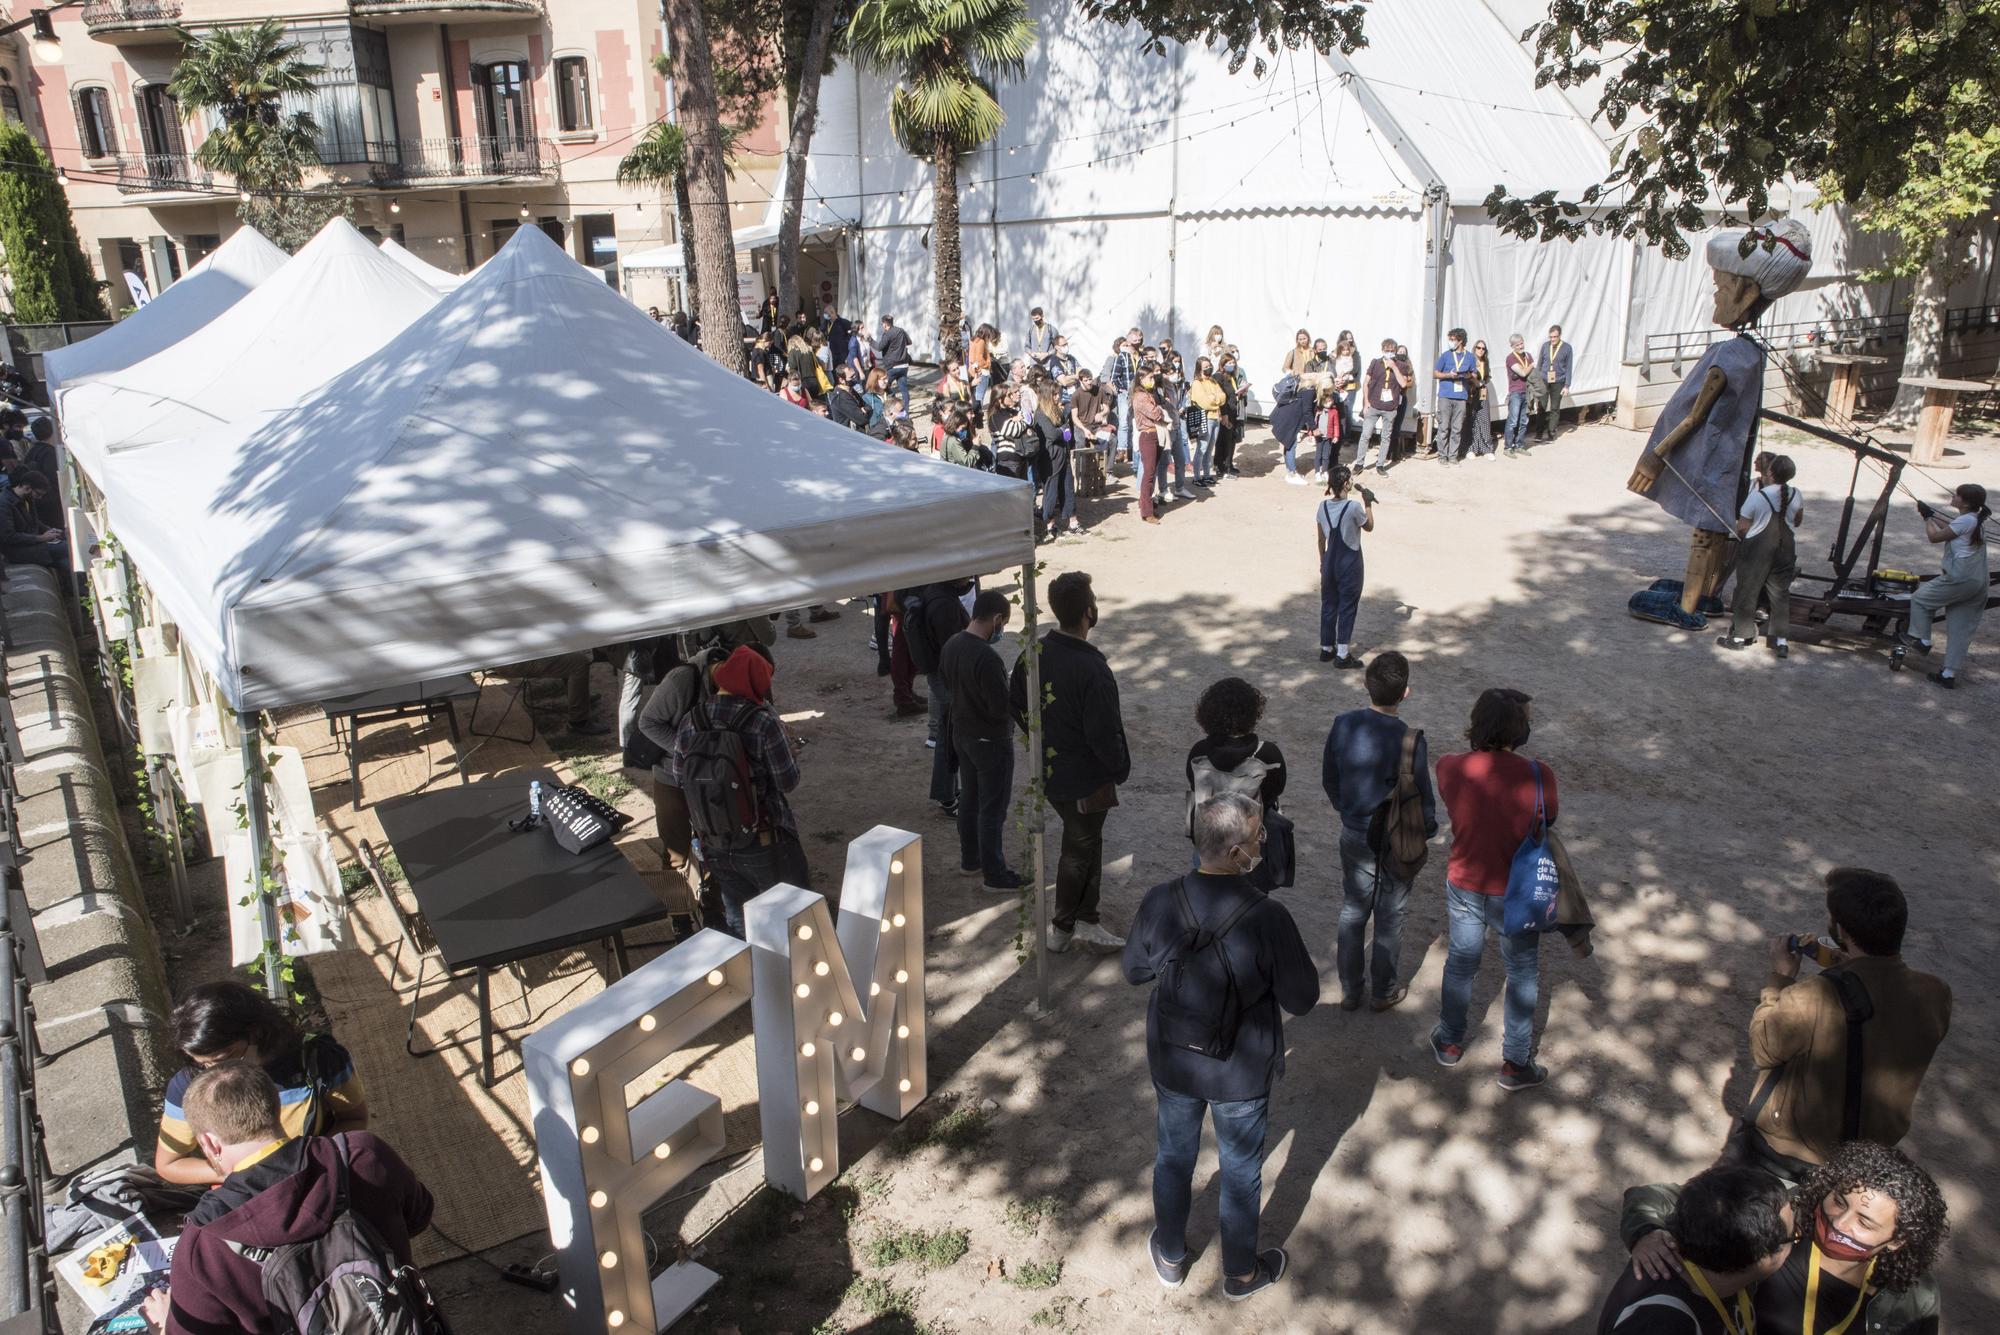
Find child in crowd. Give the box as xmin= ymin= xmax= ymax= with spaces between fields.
xmin=1316 ymin=465 xmax=1374 ymax=667
xmin=1312 ymin=386 xmax=1345 ymax=484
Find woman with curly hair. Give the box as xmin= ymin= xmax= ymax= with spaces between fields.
xmin=1621 ymin=1140 xmax=1948 ymax=1334
xmin=1184 ymin=678 xmax=1286 ymax=888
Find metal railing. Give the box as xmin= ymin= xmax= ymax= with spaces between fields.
xmin=1640 ymin=304 xmax=2000 ymax=377
xmin=112 ymin=153 xmax=212 ymax=196
xmin=0 ymin=682 xmax=55 ymax=1334
xmin=367 ymin=135 xmax=559 ymax=185
xmin=81 ymin=0 xmax=181 ymax=27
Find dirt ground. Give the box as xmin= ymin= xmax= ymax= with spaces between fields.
xmin=403 ymin=411 xmax=2000 ymax=1335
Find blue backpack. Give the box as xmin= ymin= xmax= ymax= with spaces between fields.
xmin=1501 ymin=762 xmax=1560 ymax=936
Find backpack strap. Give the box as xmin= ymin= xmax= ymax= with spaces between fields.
xmin=1396 ymin=729 xmax=1419 ymax=797
xmin=1828 ymin=969 xmax=1875 ymax=1143
xmin=1530 ymin=760 xmax=1546 ymax=833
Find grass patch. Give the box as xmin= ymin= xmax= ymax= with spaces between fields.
xmin=1003 ymin=1195 xmax=1060 ymax=1238
xmin=843 ymin=1275 xmax=916 ymax=1317
xmin=336 ymin=850 xmax=402 ymax=901
xmin=1029 ymin=1296 xmax=1079 ymax=1329
xmin=865 ymin=1225 xmax=968 ymax=1271
xmin=1010 ymin=1259 xmax=1062 ymax=1290
xmin=826 ymin=1171 xmax=892 ymax=1222
xmin=893 ymin=1102 xmax=989 ymax=1157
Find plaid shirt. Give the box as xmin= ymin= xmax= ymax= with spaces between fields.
xmin=1099 ymin=350 xmax=1136 ymax=393
xmin=668 ymin=694 xmax=800 ymax=836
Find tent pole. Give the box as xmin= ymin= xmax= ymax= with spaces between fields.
xmin=238 ymin=711 xmax=283 ymax=1000
xmin=1022 ymin=561 xmax=1048 ymax=1014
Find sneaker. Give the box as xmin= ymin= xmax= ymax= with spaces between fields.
xmin=1224 ymin=1248 xmax=1287 ymax=1302
xmin=892 ymin=700 xmax=927 ymax=718
xmin=1774 ymin=643 xmax=1789 ymax=660
xmin=566 ymin=719 xmax=612 ymax=737
xmin=925 ymin=737 xmax=938 ymax=750
xmin=1066 ymin=520 xmax=1084 ymax=535
xmin=1340 ymin=993 xmax=1362 ymax=1012
xmin=1175 ymin=486 xmax=1196 ymax=500
xmin=809 ymin=608 xmax=841 ymax=623
xmin=867 ymin=636 xmax=879 ymax=651
xmin=1895 ymin=631 xmax=1932 ymax=656
xmin=1430 ymin=1028 xmax=1463 ymax=1068
xmin=1149 ymin=1230 xmax=1189 ymax=1289
xmin=982 ymin=869 xmax=1025 ymax=892
xmin=1333 ymin=654 xmax=1364 ymax=670
xmin=1376 ymin=464 xmax=1389 ymax=476
xmin=1319 ymin=648 xmax=1335 ymax=663
xmin=1497 ymin=1060 xmax=1548 ymax=1092
xmin=937 ymin=799 xmax=958 ymax=818
xmin=1370 ymin=984 xmax=1409 ymax=1012
xmin=1285 ymin=472 xmax=1307 ymax=486
xmin=786 ymin=625 xmax=817 ymax=640
xmin=1046 ymin=925 xmax=1073 ymax=954
xmin=1071 ymin=920 xmax=1126 ymax=950
xmin=1714 ymin=635 xmax=1753 ymax=651
xmin=1927 ymin=670 xmax=1956 ymax=689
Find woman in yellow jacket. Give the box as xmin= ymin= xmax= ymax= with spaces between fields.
xmin=1188 ymin=358 xmax=1229 ymax=486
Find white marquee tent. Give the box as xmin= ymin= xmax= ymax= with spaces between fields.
xmin=103 ymin=224 xmax=1031 ymax=712
xmin=61 ymin=220 xmax=440 ymax=479
xmin=43 ymin=227 xmax=291 ymax=410
xmin=788 ymin=0 xmax=1998 ymax=409
xmin=379 ymin=236 xmax=467 ymax=293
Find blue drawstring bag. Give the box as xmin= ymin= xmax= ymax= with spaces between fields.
xmin=1502 ymin=762 xmax=1560 ymax=936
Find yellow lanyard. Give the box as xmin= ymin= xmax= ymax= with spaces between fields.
xmin=1803 ymin=1244 xmax=1874 ymax=1335
xmin=1683 ymin=1261 xmax=1754 ymax=1335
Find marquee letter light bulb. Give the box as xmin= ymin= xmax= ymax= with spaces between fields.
xmin=892 ymin=913 xmax=907 ymax=928
xmin=581 ymin=1125 xmax=600 ymax=1145
xmin=814 ymin=960 xmax=830 ymax=976
xmin=572 ymin=1058 xmax=591 ymax=1077
xmin=795 ymin=983 xmax=810 ymax=999
xmin=800 ymin=1041 xmax=815 ymax=1057
xmin=797 ymin=925 xmax=813 ymax=941
xmin=890 ymin=860 xmax=904 ymax=874
xmin=851 ymin=1047 xmax=865 ymax=1062
xmin=653 ymin=1143 xmax=671 ymax=1160
xmin=879 ymin=920 xmax=891 ymax=934
xmin=601 ymin=1251 xmax=618 ymax=1269
xmin=590 ymin=1190 xmax=608 ymax=1209
xmin=639 ymin=1014 xmax=657 ymax=1032
xmin=898 ymin=1025 xmax=910 ymax=1039
xmin=828 ymin=1011 xmax=843 ymax=1027
xmin=607 ymin=1314 xmax=625 ymax=1329
xmin=805 ymin=1100 xmax=819 ymax=1115
xmin=706 ymin=971 xmax=724 ymax=987
xmin=895 ymin=970 xmax=909 ymax=985
xmin=809 ymin=1157 xmax=823 ymax=1172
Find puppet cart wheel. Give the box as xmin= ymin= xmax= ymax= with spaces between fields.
xmin=1889 ymin=645 xmax=1907 ymax=672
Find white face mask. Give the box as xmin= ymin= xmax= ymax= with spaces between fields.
xmin=1233 ymin=843 xmax=1262 ymax=876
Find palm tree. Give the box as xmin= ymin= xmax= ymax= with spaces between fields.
xmin=620 ymin=64 xmax=746 ymax=324
xmin=847 ymin=0 xmax=1035 ymax=363
xmin=169 ymin=19 xmax=340 ymax=250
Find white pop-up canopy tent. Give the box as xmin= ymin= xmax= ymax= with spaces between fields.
xmin=44 ymin=227 xmax=291 ymax=409
xmin=61 ymin=220 xmax=441 ymax=480
xmin=105 ymin=224 xmax=1032 ymax=713
xmin=379 ymin=237 xmax=466 ymax=294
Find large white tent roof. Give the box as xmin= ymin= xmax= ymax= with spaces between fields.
xmin=106 ymin=225 xmax=1031 ymax=712
xmin=44 ymin=227 xmax=290 ymax=407
xmin=62 ymin=220 xmax=440 ymax=479
xmin=379 ymin=237 xmax=466 ymax=293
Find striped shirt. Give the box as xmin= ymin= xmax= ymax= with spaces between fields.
xmin=157 ymin=1036 xmax=365 ymax=1157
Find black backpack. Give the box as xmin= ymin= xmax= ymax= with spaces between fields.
xmin=1152 ymin=879 xmax=1261 ymax=1061
xmin=900 ymin=588 xmax=941 ymax=674
xmin=678 ymin=700 xmax=768 ymax=851
xmin=226 ymin=1136 xmax=450 ymax=1335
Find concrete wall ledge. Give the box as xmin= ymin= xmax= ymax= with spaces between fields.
xmin=2 ymin=566 xmax=174 ymax=1333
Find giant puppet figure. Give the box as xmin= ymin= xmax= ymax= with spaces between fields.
xmin=1627 ymin=219 xmax=1812 ymax=628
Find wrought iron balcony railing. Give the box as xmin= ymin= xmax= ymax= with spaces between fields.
xmin=367 ymin=135 xmax=559 ymax=185
xmin=82 ymin=0 xmax=182 ymax=30
xmin=113 ymin=153 xmax=212 ymax=196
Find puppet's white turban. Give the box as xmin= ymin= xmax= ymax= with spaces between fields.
xmin=1705 ymin=218 xmax=1812 ymax=299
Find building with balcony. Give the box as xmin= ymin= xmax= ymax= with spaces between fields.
xmin=16 ymin=0 xmax=782 ymax=314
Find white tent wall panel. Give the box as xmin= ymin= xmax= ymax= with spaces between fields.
xmin=970 ymin=215 xmax=1176 ymax=369
xmin=1175 ymin=210 xmax=1425 ymax=396
xmin=1444 ymin=210 xmax=1628 ymax=398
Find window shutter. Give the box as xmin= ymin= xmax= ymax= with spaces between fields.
xmin=162 ymin=91 xmax=186 ymax=158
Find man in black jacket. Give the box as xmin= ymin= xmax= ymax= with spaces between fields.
xmin=1009 ymin=570 xmax=1129 ymax=952
xmin=938 ymin=590 xmax=1020 ymax=890
xmin=0 ymin=470 xmax=63 ymax=569
xmin=917 ymin=579 xmax=972 ymax=815
xmin=874 ymin=315 xmax=912 ymax=417
xmin=1122 ymin=793 xmax=1319 ymax=1302
xmin=827 ymin=365 xmax=871 ymax=432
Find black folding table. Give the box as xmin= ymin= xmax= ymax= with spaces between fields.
xmin=320 ymin=675 xmax=482 ymax=807
xmin=376 ymin=770 xmax=668 ymax=1085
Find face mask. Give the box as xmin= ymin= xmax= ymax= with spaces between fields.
xmin=1814 ymin=1208 xmax=1881 ymax=1262
xmin=986 ymin=626 xmax=1005 ymax=645
xmin=1233 ymin=845 xmax=1263 ymax=876
xmin=1085 ymin=606 xmax=1099 ymax=629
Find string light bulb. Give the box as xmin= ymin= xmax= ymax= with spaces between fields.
xmin=590 ymin=1190 xmax=609 ymax=1209
xmin=389 ymin=198 xmax=401 ymax=214
xmin=519 ymin=203 xmax=531 ymax=218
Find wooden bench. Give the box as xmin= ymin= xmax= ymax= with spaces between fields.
xmin=1815 ymin=353 xmax=1888 ymax=423
xmin=1898 ymin=375 xmax=1991 ymax=467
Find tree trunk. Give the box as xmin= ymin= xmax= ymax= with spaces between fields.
xmin=1884 ymin=233 xmax=1952 ymax=428
xmin=933 ymin=134 xmax=964 ymax=366
xmin=664 ymin=0 xmax=748 ymax=374
xmin=672 ymin=166 xmax=700 ymax=321
xmin=776 ymin=0 xmax=841 ymax=323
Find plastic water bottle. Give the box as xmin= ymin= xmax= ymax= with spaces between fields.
xmin=529 ymin=780 xmax=543 ymax=821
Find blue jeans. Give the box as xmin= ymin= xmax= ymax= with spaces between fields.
xmin=1312 ymin=434 xmax=1334 ymax=475
xmin=1337 ymin=831 xmax=1411 ymax=1001
xmin=1193 ymin=418 xmax=1218 ymax=478
xmin=1505 ymin=390 xmax=1529 ymax=449
xmin=888 ymin=365 xmax=910 ymax=415
xmin=952 ymin=733 xmax=1013 ymax=880
xmin=1169 ymin=418 xmax=1190 ymax=489
xmin=1117 ymin=391 xmax=1134 ymax=459
xmin=1435 ymin=883 xmax=1541 ymax=1065
xmin=706 ymin=831 xmax=812 ymax=938
xmin=1152 ymin=1083 xmax=1269 ymax=1279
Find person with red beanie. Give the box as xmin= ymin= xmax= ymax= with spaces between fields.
xmin=669 ymin=644 xmax=809 ymax=936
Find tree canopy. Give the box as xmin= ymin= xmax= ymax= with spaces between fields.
xmin=1074 ymin=0 xmax=1365 ymax=76
xmin=0 ymin=123 xmax=108 ymax=323
xmin=1484 ymin=0 xmax=2000 ymax=260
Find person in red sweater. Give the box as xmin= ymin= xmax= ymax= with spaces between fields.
xmin=1429 ymin=687 xmax=1557 ymax=1092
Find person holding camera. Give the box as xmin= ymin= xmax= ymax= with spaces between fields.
xmin=1315 ymin=465 xmax=1375 ymax=667
xmin=1727 ymin=868 xmax=1951 ymax=1181
xmin=1898 ymin=483 xmax=1990 ymax=687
